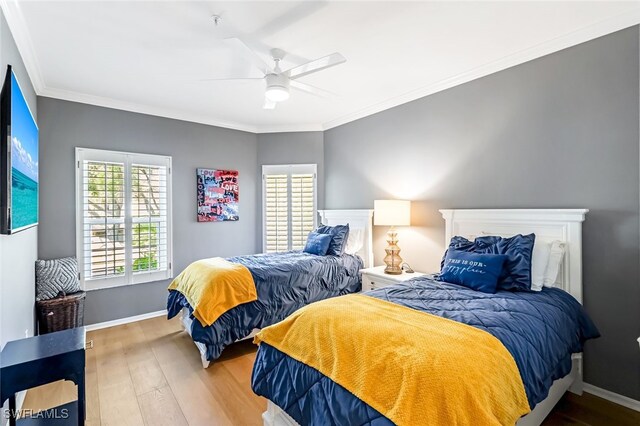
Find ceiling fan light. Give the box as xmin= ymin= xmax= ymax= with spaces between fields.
xmin=265 ymin=86 xmax=290 ymax=102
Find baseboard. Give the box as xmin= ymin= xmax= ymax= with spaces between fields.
xmin=584 ymin=383 xmax=640 ymax=412
xmin=84 ymin=310 xmax=167 ymax=331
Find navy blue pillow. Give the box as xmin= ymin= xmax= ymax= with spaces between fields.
xmin=303 ymin=232 xmax=332 ymax=256
xmin=315 ymin=224 xmax=350 ymax=256
xmin=442 ymin=233 xmax=536 ymax=291
xmin=440 ymin=250 xmax=507 ymax=293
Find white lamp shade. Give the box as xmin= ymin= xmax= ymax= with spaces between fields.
xmin=374 ymin=200 xmax=411 ymax=226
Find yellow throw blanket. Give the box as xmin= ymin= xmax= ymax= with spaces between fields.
xmin=254 ymin=294 xmax=530 ymax=426
xmin=168 ymin=257 xmax=256 ymax=327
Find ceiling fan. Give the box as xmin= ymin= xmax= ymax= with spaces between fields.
xmin=206 ymin=38 xmax=346 ymax=110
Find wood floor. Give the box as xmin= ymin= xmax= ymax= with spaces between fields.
xmin=22 ymin=316 xmax=640 ymax=426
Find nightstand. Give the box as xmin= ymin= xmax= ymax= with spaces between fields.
xmin=360 ymin=266 xmax=427 ymax=291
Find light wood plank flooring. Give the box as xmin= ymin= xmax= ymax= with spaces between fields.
xmin=22 ymin=316 xmax=640 ymax=425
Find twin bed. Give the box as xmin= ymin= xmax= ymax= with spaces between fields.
xmin=167 ymin=209 xmax=374 ymax=368
xmin=168 ymin=208 xmax=598 ymax=425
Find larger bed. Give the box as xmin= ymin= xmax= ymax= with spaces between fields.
xmin=167 ymin=209 xmax=374 ymax=367
xmin=251 ymin=209 xmax=599 ymax=426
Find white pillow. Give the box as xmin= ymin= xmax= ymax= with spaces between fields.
xmin=530 ymin=240 xmax=552 ymax=291
xmin=543 ymin=241 xmax=566 ymax=287
xmin=344 ymin=228 xmax=364 ymax=255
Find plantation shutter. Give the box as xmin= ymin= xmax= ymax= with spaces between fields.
xmin=264 ymin=174 xmax=289 ymax=253
xmin=263 ymin=164 xmax=317 ymax=253
xmin=80 ymin=160 xmax=126 ymax=280
xmin=76 ymin=148 xmax=173 ymax=290
xmin=130 ymin=164 xmax=170 ymax=280
xmin=290 ymin=173 xmax=316 ymax=250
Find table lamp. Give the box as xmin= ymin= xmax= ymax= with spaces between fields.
xmin=374 ymin=200 xmax=411 ymax=275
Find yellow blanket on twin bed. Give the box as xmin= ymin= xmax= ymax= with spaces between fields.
xmin=168 ymin=257 xmax=256 ymax=326
xmin=254 ymin=294 xmax=530 ymax=426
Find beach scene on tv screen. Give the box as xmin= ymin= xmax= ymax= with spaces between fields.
xmin=10 ymin=73 xmax=38 ymax=230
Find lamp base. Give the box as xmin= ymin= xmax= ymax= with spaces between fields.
xmin=384 ymin=265 xmax=403 ymax=275
xmin=383 ymin=226 xmax=403 ymax=275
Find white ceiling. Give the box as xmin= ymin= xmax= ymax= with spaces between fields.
xmin=3 ymin=1 xmax=640 ymax=133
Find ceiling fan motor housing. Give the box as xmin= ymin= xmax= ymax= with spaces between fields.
xmin=265 ymin=73 xmax=290 ymax=102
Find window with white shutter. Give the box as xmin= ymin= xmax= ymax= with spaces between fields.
xmin=263 ymin=164 xmax=317 ymax=253
xmin=76 ymin=148 xmax=173 ymax=290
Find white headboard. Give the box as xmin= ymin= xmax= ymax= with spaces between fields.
xmin=439 ymin=209 xmax=588 ymax=303
xmin=318 ymin=209 xmax=374 ymax=268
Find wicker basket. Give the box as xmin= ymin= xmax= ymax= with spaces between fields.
xmin=36 ymin=291 xmax=86 ymax=334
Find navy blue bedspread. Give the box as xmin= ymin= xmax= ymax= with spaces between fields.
xmin=252 ymin=276 xmax=599 ymax=425
xmin=167 ymin=251 xmax=363 ymax=361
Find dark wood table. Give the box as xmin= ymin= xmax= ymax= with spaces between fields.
xmin=1 ymin=327 xmax=86 ymax=425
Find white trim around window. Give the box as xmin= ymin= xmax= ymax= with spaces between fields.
xmin=75 ymin=147 xmax=173 ymax=291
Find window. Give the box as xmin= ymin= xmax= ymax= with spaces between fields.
xmin=263 ymin=164 xmax=317 ymax=253
xmin=75 ymin=148 xmax=172 ymax=290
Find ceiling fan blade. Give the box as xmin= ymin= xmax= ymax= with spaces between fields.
xmin=285 ymin=53 xmax=346 ymax=80
xmin=225 ymin=37 xmax=272 ymax=75
xmin=290 ymin=80 xmax=336 ymax=98
xmin=263 ymin=98 xmax=277 ymax=110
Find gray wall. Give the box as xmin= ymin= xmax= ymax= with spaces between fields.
xmin=324 ymin=27 xmax=640 ymax=400
xmin=37 ymin=98 xmax=258 ymax=324
xmin=256 ymin=131 xmax=324 ymax=249
xmin=0 ymin=9 xmax=38 ymax=349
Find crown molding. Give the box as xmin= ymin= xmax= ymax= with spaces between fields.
xmin=0 ymin=0 xmax=46 ymax=92
xmin=38 ymin=86 xmax=261 ymax=133
xmin=3 ymin=1 xmax=639 ymax=134
xmin=321 ymin=8 xmax=640 ymax=131
xmin=255 ymin=123 xmax=324 ymax=133
xmin=39 ymin=86 xmax=325 ymax=133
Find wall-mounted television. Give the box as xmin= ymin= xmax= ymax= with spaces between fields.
xmin=1 ymin=65 xmax=39 ymax=234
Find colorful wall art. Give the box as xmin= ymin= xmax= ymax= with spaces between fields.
xmin=197 ymin=168 xmax=239 ymax=222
